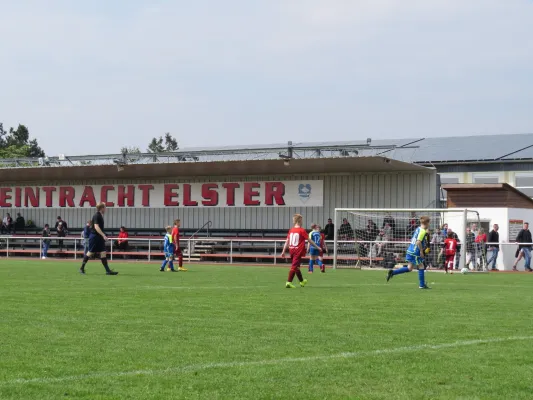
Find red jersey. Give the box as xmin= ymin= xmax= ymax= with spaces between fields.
xmin=444 ymin=238 xmax=457 ymax=256
xmin=475 ymin=233 xmax=487 ymax=244
xmin=320 ymin=233 xmax=326 ymax=250
xmin=171 ymin=227 xmax=180 ymax=246
xmin=287 ymin=227 xmax=308 ymax=256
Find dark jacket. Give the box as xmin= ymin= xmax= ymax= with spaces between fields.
xmin=487 ymin=230 xmax=499 ymax=249
xmin=323 ymin=223 xmax=335 ymax=240
xmin=516 ymin=229 xmax=532 ymax=250
xmin=465 ymin=232 xmax=476 ymax=252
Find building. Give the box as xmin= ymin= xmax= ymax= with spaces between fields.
xmin=0 ymin=147 xmax=437 ymax=231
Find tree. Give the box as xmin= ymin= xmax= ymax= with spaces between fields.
xmin=0 ymin=123 xmax=45 ymax=158
xmin=147 ymin=133 xmax=179 ymax=153
xmin=120 ymin=146 xmax=141 ymax=155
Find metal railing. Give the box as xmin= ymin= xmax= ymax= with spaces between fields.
xmin=0 ymin=236 xmax=530 ymax=271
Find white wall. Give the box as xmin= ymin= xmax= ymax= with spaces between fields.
xmin=468 ymin=208 xmax=533 ymax=271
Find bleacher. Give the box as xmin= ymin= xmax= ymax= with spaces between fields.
xmin=0 ymin=227 xmax=388 ymax=266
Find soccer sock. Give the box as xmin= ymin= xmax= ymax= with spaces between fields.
xmin=80 ymin=255 xmax=89 ymax=271
xmin=392 ymin=266 xmax=410 ymax=276
xmin=101 ymin=258 xmax=111 ymax=273
xmin=317 ymin=259 xmax=323 ymax=267
xmin=295 ymin=269 xmax=304 ymax=282
xmin=309 ymin=259 xmax=314 ymax=272
xmin=288 ymin=269 xmax=295 ymax=282
xmin=161 ymin=260 xmax=168 ymax=271
xmin=418 ymin=269 xmax=425 ymax=287
xmin=169 ymin=261 xmax=175 ymax=271
xmin=178 ymin=254 xmax=183 ymax=268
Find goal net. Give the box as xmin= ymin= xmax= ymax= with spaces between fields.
xmin=333 ymin=208 xmax=484 ymax=271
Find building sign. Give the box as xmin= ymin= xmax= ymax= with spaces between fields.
xmin=0 ymin=181 xmax=323 ymax=208
xmin=509 ymin=219 xmax=523 ymax=240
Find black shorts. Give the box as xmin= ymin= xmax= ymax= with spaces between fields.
xmin=88 ymin=234 xmax=106 ymax=254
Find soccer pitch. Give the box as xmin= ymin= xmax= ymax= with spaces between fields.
xmin=1 ymin=261 xmax=532 ymax=400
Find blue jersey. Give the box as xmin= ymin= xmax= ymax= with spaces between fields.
xmin=407 ymin=227 xmax=428 ymax=257
xmin=309 ymin=231 xmax=322 ymax=247
xmin=164 ymin=233 xmax=175 ymax=254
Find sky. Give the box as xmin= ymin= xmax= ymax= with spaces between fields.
xmin=1 ymin=0 xmax=532 ymax=156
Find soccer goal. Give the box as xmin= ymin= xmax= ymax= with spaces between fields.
xmin=333 ymin=208 xmax=484 ymax=271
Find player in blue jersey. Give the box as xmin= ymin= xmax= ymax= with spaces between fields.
xmin=160 ymin=226 xmax=177 ymax=272
xmin=308 ymin=224 xmax=325 ymax=273
xmin=387 ymin=216 xmax=431 ymax=289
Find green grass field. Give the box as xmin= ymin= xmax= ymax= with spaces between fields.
xmin=1 ymin=260 xmax=533 ymax=400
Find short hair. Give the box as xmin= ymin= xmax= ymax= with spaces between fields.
xmin=310 ymin=223 xmax=317 ymax=230
xmin=174 ymin=219 xmax=180 ymax=225
xmin=120 ymin=226 xmax=126 ymax=230
xmin=293 ymin=214 xmax=303 ymax=225
xmin=420 ymin=216 xmax=430 ymax=225
xmin=44 ymin=224 xmax=49 ymax=228
xmin=57 ymin=216 xmax=62 ymax=220
xmin=447 ymin=231 xmax=454 ymax=238
xmin=166 ymin=225 xmax=172 ymax=233
xmin=96 ymin=202 xmax=106 ymax=211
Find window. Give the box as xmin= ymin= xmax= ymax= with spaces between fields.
xmin=472 ymin=174 xmax=500 ymax=184
xmin=515 ymin=174 xmax=533 ymax=198
xmin=439 ymin=174 xmax=461 ymax=202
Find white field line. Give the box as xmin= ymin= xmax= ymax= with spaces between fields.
xmin=2 ymin=336 xmax=531 ymax=387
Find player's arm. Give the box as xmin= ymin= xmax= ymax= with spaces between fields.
xmin=308 ymin=238 xmax=320 ymax=251
xmin=416 ymin=229 xmax=426 ymax=256
xmin=307 ymin=232 xmax=312 ymax=253
xmin=281 ymin=237 xmax=289 ymax=257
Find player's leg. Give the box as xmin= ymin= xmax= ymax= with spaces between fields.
xmin=308 ymin=254 xmax=315 ymax=273
xmin=160 ymin=256 xmax=169 ymax=271
xmin=286 ymin=254 xmax=297 ymax=288
xmin=97 ymin=251 xmax=117 ymax=275
xmin=417 ymin=264 xmax=429 ymax=289
xmin=168 ymin=255 xmax=176 ymax=272
xmin=317 ymin=252 xmax=325 ymax=273
xmin=176 ymin=248 xmax=187 ymax=271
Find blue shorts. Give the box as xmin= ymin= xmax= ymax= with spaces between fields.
xmin=406 ymin=253 xmax=423 ymax=266
xmin=88 ymin=234 xmax=106 ymax=254
xmin=310 ymin=248 xmax=321 ymax=256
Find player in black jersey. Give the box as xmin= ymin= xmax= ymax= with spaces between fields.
xmin=79 ymin=203 xmax=118 ymax=275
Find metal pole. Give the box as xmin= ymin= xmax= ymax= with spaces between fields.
xmin=110 ymin=239 xmax=113 ymax=261
xmin=462 ymin=209 xmax=467 ymax=270
xmin=39 ymin=237 xmax=42 ymax=258
xmin=230 ymin=240 xmax=233 ymax=264
xmin=6 ymin=237 xmax=9 ymax=258
xmin=74 ymin=238 xmax=77 ymax=260
xmin=148 ymin=239 xmax=151 ymax=262
xmin=333 ymin=209 xmax=340 ymax=270
xmin=273 ymin=240 xmax=277 ymax=265
xmin=188 ymin=239 xmax=191 ymax=263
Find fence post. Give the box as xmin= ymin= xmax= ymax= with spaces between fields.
xmin=273 ymin=240 xmax=277 ymax=265
xmin=230 ymin=240 xmax=233 ymax=264
xmin=6 ymin=237 xmax=9 ymax=258
xmin=110 ymin=239 xmax=113 ymax=261
xmin=74 ymin=238 xmax=77 ymax=260
xmin=148 ymin=239 xmax=151 ymax=262
xmin=188 ymin=240 xmax=191 ymax=263
xmin=39 ymin=237 xmax=42 ymax=259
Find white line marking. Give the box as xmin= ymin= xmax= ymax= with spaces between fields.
xmin=2 ymin=336 xmax=531 ymax=387
xmin=143 ymin=286 xmax=269 ymax=290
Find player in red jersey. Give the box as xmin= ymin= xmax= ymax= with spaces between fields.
xmin=281 ymin=214 xmax=320 ymax=288
xmin=172 ymin=219 xmax=187 ymax=271
xmin=442 ymin=231 xmax=457 ymax=274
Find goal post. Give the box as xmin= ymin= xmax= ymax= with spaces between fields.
xmin=333 ymin=208 xmax=483 ymax=271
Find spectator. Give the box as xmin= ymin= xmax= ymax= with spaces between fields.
xmin=431 ymin=228 xmax=445 ymax=268
xmin=441 ymin=223 xmax=449 ymax=237
xmin=1 ymin=213 xmax=13 ymax=234
xmin=115 ymin=226 xmax=129 ymax=251
xmin=513 ymin=222 xmax=532 ymax=272
xmin=323 ymin=218 xmax=335 ymax=241
xmin=382 ymin=223 xmax=393 ymax=240
xmin=367 ymin=219 xmax=379 ymax=241
xmin=55 ymin=216 xmax=68 ymax=251
xmin=339 ymin=218 xmax=354 ymax=239
xmin=14 ymin=213 xmax=25 ymax=233
xmin=407 ymin=213 xmax=418 ymax=235
xmin=42 ymin=224 xmax=51 ymax=259
xmin=382 ymin=215 xmax=396 ymax=236
xmin=487 ymin=224 xmax=500 ymax=271
xmin=465 ymin=227 xmax=476 ymax=269
xmin=475 ymin=228 xmax=487 ymax=269
xmin=81 ymin=220 xmax=91 ymax=256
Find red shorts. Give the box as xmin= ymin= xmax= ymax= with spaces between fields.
xmin=290 ymin=250 xmax=304 ymax=268
xmin=445 ymin=254 xmax=455 ymax=265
